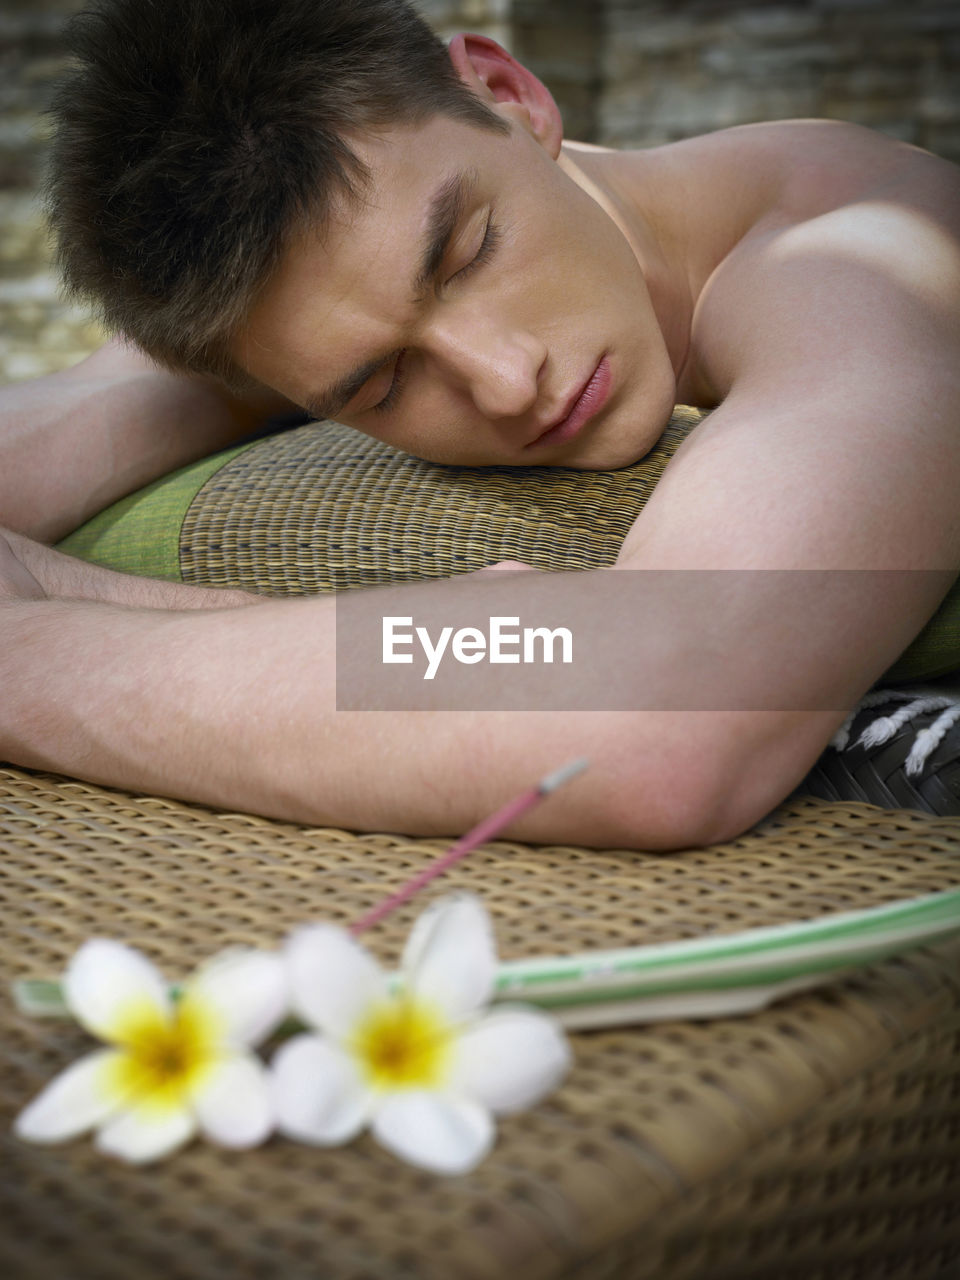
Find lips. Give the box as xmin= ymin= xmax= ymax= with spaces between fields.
xmin=525 ymin=355 xmax=612 ymax=450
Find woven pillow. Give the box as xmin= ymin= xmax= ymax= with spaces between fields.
xmin=58 ymin=407 xmax=960 ymax=682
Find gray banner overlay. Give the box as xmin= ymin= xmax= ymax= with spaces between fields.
xmin=335 ymin=569 xmax=956 ymax=712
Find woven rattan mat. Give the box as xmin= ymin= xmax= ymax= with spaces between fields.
xmin=2 ymin=766 xmax=959 ymax=1280
xmin=178 ymin=409 xmax=699 ymax=592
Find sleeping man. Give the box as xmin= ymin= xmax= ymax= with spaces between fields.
xmin=0 ymin=0 xmax=958 ymax=847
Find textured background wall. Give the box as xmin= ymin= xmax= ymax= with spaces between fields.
xmin=598 ymin=0 xmax=960 ymax=156
xmin=419 ymin=0 xmax=512 ymax=46
xmin=1 ymin=0 xmax=96 ymax=383
xmin=2 ymin=0 xmax=958 ymax=385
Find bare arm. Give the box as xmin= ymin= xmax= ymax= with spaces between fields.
xmin=0 ymin=527 xmax=257 ymax=608
xmin=0 ymin=337 xmax=295 ymax=542
xmin=1 ymin=506 xmax=944 ymax=848
xmin=0 ymin=573 xmax=781 ymax=850
xmin=613 ymin=166 xmax=960 ymax=824
xmin=0 ymin=337 xmax=296 ymax=605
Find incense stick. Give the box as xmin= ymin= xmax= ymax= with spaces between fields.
xmin=350 ymin=758 xmax=589 ymax=936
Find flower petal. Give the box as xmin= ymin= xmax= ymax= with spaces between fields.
xmin=372 ymin=1091 xmax=494 ymax=1175
xmin=14 ymin=1048 xmax=130 ymax=1144
xmin=179 ymin=949 xmax=288 ymax=1047
xmin=190 ymin=1052 xmax=274 ymax=1149
xmin=65 ymin=939 xmax=171 ymax=1045
xmin=95 ymin=1099 xmax=196 ymax=1165
xmin=285 ymin=924 xmax=387 ymax=1039
xmin=448 ymin=1008 xmax=571 ymax=1113
xmin=271 ymin=1033 xmax=373 ymax=1145
xmin=403 ymin=895 xmax=496 ymax=1023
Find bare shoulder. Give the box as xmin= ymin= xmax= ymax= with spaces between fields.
xmin=677 ymin=122 xmax=960 ymax=401
xmin=653 ymin=118 xmax=956 ymax=215
xmin=616 ymin=121 xmax=960 ymax=570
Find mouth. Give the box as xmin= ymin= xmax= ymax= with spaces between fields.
xmin=525 ymin=355 xmax=612 ymax=451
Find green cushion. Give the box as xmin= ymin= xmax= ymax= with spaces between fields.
xmin=58 ymin=443 xmax=252 ymax=581
xmin=57 ymin=409 xmax=960 ymax=682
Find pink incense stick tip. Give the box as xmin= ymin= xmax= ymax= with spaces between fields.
xmin=538 ymin=757 xmax=590 ymax=794
xmin=350 ymin=756 xmax=590 ymax=935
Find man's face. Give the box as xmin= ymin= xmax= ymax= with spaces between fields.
xmin=236 ymin=110 xmax=677 ymax=470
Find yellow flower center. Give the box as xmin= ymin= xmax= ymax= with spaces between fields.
xmin=109 ymin=999 xmax=217 ymax=1106
xmin=351 ymin=997 xmax=452 ymax=1091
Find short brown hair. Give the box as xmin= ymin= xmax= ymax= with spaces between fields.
xmin=46 ymin=0 xmax=507 ymax=386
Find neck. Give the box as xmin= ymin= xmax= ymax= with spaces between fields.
xmin=559 ymin=142 xmax=697 ymax=398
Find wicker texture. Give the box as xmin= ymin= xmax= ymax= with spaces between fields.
xmin=179 ymin=409 xmax=698 ymax=592
xmin=800 ymin=697 xmax=960 ymax=815
xmin=2 ymin=766 xmax=959 ymax=1280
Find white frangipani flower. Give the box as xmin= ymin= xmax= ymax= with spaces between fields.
xmin=15 ymin=939 xmax=288 ymax=1164
xmin=272 ymin=895 xmax=571 ymax=1174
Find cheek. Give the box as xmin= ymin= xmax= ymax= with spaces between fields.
xmin=342 ymin=395 xmax=466 ymax=464
xmin=395 ymin=410 xmax=473 ymax=463
xmin=531 ymin=210 xmax=645 ymax=331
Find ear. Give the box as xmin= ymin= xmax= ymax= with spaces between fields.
xmin=447 ymin=34 xmax=563 ymax=158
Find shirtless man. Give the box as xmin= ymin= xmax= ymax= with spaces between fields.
xmin=1 ymin=0 xmax=958 ymax=848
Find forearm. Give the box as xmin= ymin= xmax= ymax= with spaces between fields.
xmin=0 ymin=339 xmax=293 ymax=541
xmin=0 ymin=591 xmax=660 ymax=849
xmin=0 ymin=586 xmax=745 ymax=849
xmin=2 ymin=527 xmax=259 ymax=609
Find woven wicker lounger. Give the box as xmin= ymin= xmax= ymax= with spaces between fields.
xmin=1 ymin=775 xmax=958 ymax=1279
xmin=2 ymin=410 xmax=959 ymax=1276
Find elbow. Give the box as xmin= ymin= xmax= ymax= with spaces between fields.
xmin=624 ymin=776 xmax=749 ymax=852
xmin=590 ymin=716 xmax=815 ymax=851
xmin=575 ymin=743 xmax=736 ymax=852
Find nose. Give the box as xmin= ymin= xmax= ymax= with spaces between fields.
xmin=425 ymin=311 xmax=546 ymax=420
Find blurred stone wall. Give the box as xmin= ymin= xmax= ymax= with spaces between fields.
xmin=2 ymin=0 xmax=958 ymax=385
xmin=598 ymin=0 xmax=960 ymax=156
xmin=1 ymin=0 xmax=100 ymax=383
xmin=419 ymin=0 xmax=512 ymax=46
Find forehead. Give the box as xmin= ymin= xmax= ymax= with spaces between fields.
xmin=235 ymin=116 xmax=512 ymax=388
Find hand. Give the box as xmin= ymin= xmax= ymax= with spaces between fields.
xmin=0 ymin=533 xmax=46 ymax=603
xmin=455 ymin=559 xmax=540 ymax=582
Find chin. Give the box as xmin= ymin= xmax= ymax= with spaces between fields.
xmin=577 ymin=393 xmax=678 ymax=471
xmin=566 ymin=444 xmax=653 ymax=472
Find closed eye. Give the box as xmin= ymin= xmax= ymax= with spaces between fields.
xmin=369 ymin=350 xmax=407 ymax=416
xmin=370 ymin=215 xmax=501 ymax=415
xmin=448 ymin=215 xmax=501 ymax=285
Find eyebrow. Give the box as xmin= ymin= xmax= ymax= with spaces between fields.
xmin=411 ymin=168 xmax=477 ymax=299
xmin=304 ymin=169 xmax=478 ymax=421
